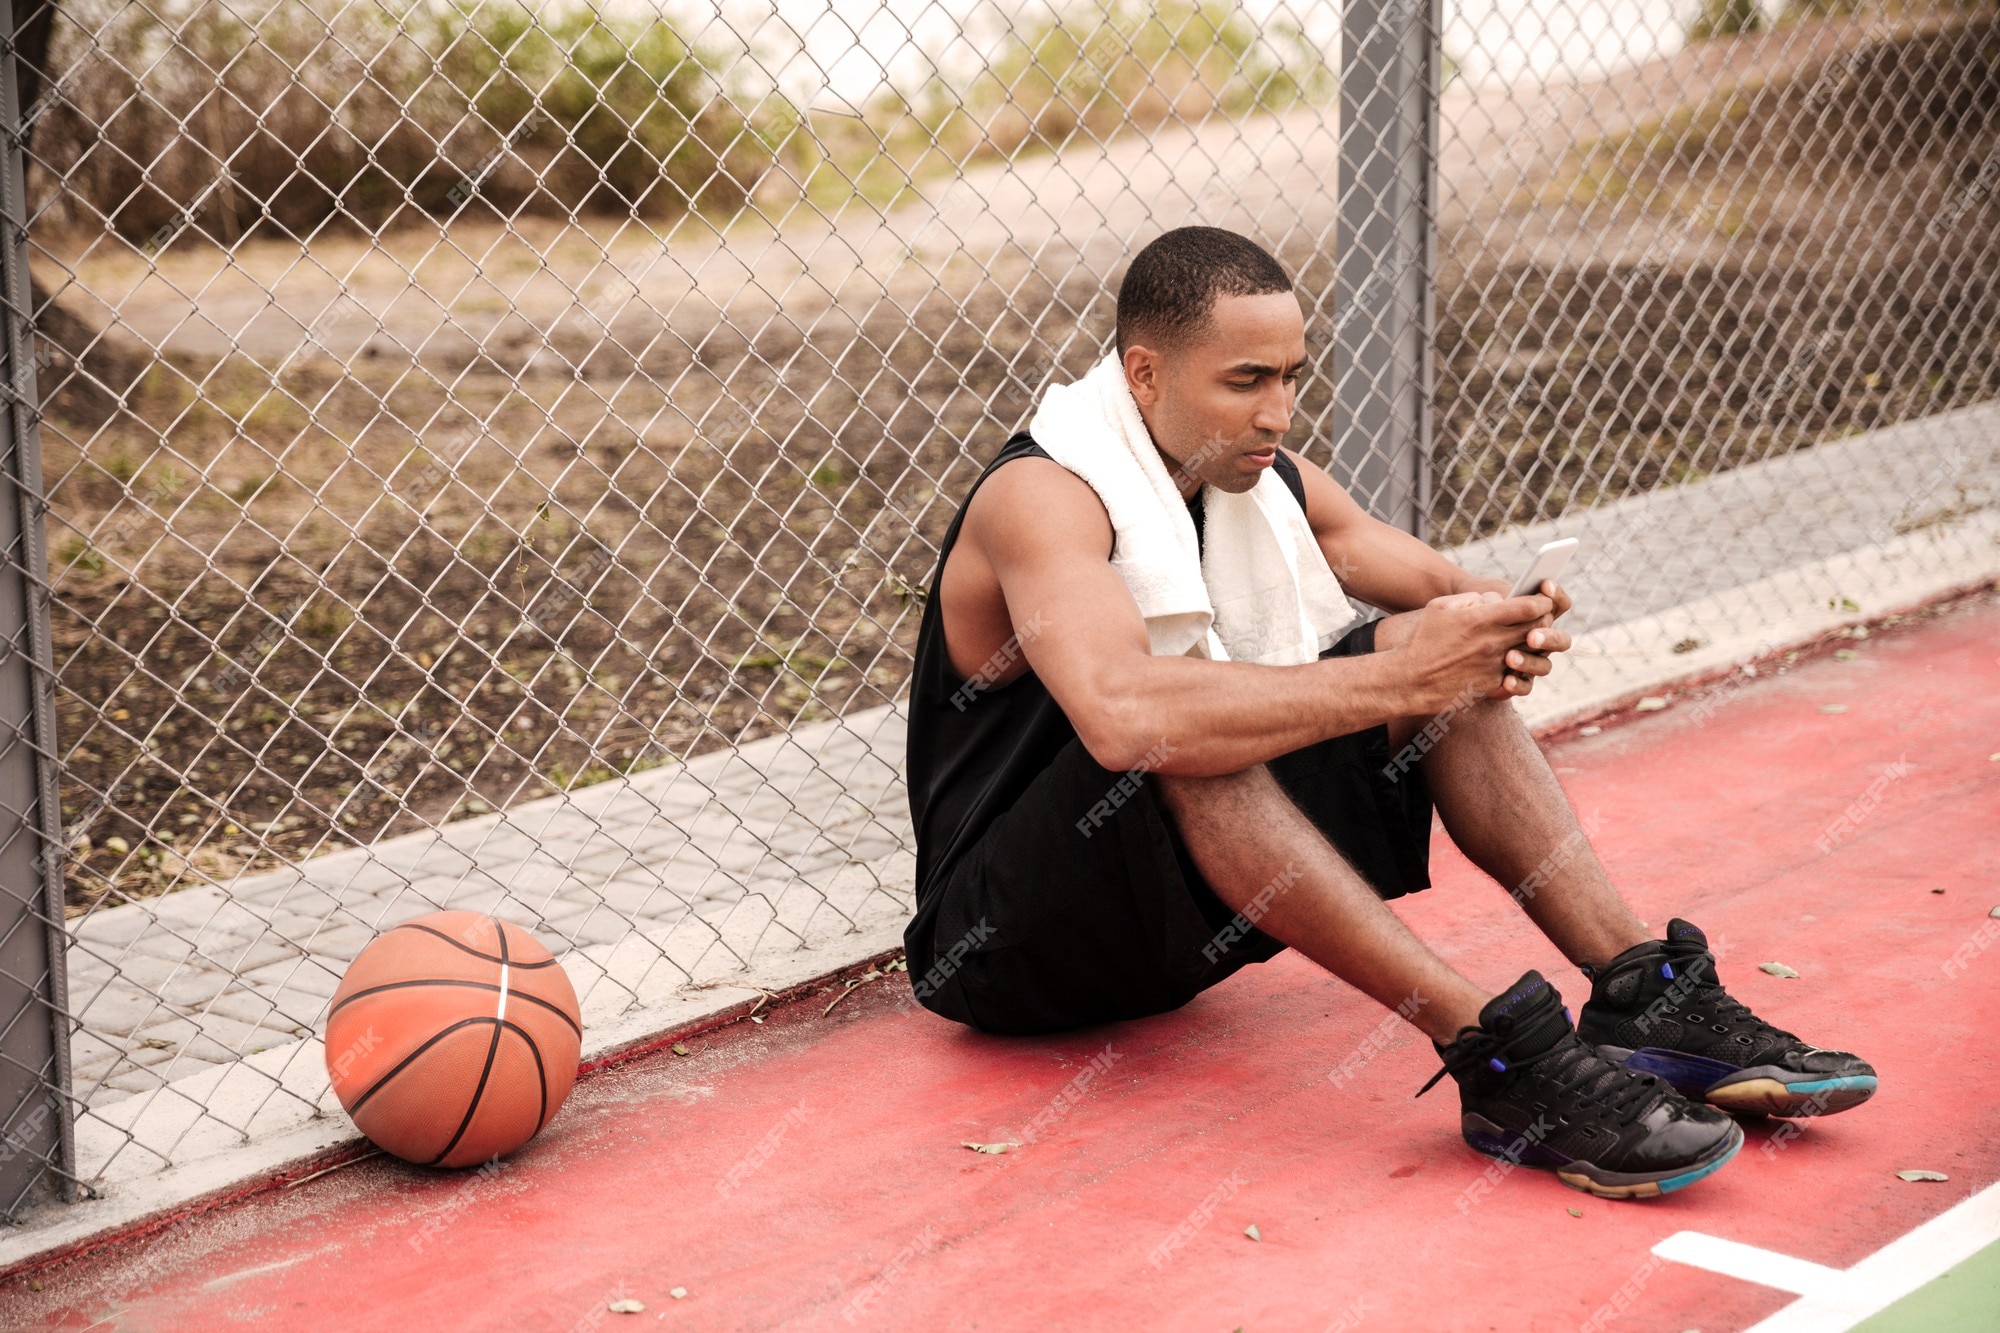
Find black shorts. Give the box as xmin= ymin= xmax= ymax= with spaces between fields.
xmin=912 ymin=617 xmax=1434 ymax=1036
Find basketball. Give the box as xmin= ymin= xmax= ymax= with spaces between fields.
xmin=325 ymin=911 xmax=582 ymax=1168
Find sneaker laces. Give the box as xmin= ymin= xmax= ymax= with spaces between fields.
xmin=1674 ymin=950 xmax=1802 ymax=1046
xmin=1417 ymin=1014 xmax=1667 ymax=1127
xmin=1525 ymin=1032 xmax=1666 ymax=1124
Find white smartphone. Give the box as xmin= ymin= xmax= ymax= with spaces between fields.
xmin=1508 ymin=537 xmax=1579 ymax=599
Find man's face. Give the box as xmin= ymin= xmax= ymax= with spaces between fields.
xmin=1124 ymin=291 xmax=1308 ymax=499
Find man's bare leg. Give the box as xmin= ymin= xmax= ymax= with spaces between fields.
xmin=1373 ymin=612 xmax=1651 ymax=972
xmin=1155 ymin=611 xmax=1650 ymax=1047
xmin=1153 ymin=657 xmax=1748 ymax=1197
xmin=1153 ymin=765 xmax=1489 ymax=1042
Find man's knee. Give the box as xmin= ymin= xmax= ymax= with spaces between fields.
xmin=1153 ymin=761 xmax=1282 ymax=819
xmin=1387 ymin=691 xmax=1518 ymax=756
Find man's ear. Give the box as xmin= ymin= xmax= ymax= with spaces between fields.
xmin=1123 ymin=345 xmax=1163 ymax=407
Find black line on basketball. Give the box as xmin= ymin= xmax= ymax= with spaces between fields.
xmin=426 ymin=1018 xmax=504 ymax=1167
xmin=330 ymin=980 xmax=581 ymax=1035
xmin=389 ymin=922 xmax=560 ymax=968
xmin=501 ymin=1019 xmax=552 ymax=1134
xmin=347 ymin=1017 xmax=494 ymax=1115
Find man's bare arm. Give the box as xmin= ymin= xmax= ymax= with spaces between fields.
xmin=1281 ymin=446 xmax=1504 ymax=611
xmin=1279 ymin=447 xmax=1577 ymax=689
xmin=965 ymin=457 xmax=1552 ymax=777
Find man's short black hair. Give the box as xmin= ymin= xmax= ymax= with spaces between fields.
xmin=1114 ymin=226 xmax=1294 ymax=358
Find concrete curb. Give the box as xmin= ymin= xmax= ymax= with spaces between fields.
xmin=1516 ymin=508 xmax=2000 ymax=733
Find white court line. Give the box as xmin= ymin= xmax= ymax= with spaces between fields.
xmin=1649 ymin=1174 xmax=2000 ymax=1332
xmin=1651 ymin=1233 xmax=1844 ymax=1296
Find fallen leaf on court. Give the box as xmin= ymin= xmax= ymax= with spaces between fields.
xmin=1829 ymin=596 xmax=1861 ymax=612
xmin=1567 ymin=1207 xmax=1583 ymax=1218
xmin=1671 ymin=637 xmax=1703 ymax=654
xmin=1989 ymin=906 xmax=2000 ymax=918
xmin=1245 ymin=1224 xmax=1262 ymax=1242
xmin=1634 ymin=696 xmax=1668 ymax=712
xmin=1818 ymin=703 xmax=1848 ymax=714
xmin=671 ymin=1042 xmax=690 ymax=1056
xmin=609 ymin=1299 xmax=645 ymax=1313
xmin=670 ymin=1287 xmax=689 ymax=1299
xmin=1578 ymin=725 xmax=1602 ymax=736
xmin=1896 ymin=1170 xmax=1948 ymax=1182
xmin=886 ymin=959 xmax=909 ymax=973
xmin=1931 ymin=887 xmax=1946 ymax=894
xmin=961 ymin=1141 xmax=1018 ymax=1154
xmin=1835 ymin=649 xmax=1857 ymax=661
xmin=1758 ymin=962 xmax=1800 ymax=978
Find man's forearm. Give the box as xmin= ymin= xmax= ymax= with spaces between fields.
xmin=1449 ymin=568 xmax=1511 ymax=597
xmin=1330 ymin=516 xmax=1496 ymax=612
xmin=1090 ymin=649 xmax=1422 ymax=778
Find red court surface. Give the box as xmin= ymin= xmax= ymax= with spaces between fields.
xmin=5 ymin=590 xmax=1997 ymax=1332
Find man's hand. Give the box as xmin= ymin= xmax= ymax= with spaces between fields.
xmin=1507 ymin=578 xmax=1573 ymax=698
xmin=1450 ymin=576 xmax=1573 ymax=699
xmin=1399 ymin=590 xmax=1557 ymax=709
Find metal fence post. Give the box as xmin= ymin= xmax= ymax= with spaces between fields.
xmin=0 ymin=13 xmax=73 ymax=1217
xmin=1336 ymin=0 xmax=1439 ymax=538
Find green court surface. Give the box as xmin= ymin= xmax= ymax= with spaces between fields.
xmin=1849 ymin=1235 xmax=2000 ymax=1332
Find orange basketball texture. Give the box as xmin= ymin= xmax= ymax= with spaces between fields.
xmin=325 ymin=911 xmax=582 ymax=1168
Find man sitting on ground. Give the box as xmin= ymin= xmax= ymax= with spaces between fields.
xmin=902 ymin=225 xmax=1876 ymax=1199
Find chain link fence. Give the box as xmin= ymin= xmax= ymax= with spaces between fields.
xmin=0 ymin=0 xmax=1994 ymax=1219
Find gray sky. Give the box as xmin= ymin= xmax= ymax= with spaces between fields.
xmin=663 ymin=0 xmax=1728 ymax=108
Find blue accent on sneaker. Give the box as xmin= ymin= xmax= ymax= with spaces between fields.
xmin=1462 ymin=1123 xmax=1571 ymax=1171
xmin=1656 ymin=1132 xmax=1742 ymax=1194
xmin=1661 ymin=962 xmax=1674 ymax=980
xmin=1489 ymin=1057 xmax=1508 ymax=1072
xmin=1782 ymin=1075 xmax=1879 ymax=1096
xmin=1621 ymin=1047 xmax=1745 ymax=1094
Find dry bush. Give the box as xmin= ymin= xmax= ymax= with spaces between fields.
xmin=26 ymin=0 xmax=783 ymax=243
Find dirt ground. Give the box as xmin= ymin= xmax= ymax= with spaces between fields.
xmin=35 ymin=8 xmax=2000 ymax=911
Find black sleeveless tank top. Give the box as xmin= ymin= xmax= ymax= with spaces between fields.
xmin=903 ymin=429 xmax=1308 ymax=966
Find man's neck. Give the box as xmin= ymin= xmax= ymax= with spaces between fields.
xmin=1157 ymin=447 xmax=1200 ymax=501
xmin=1136 ymin=407 xmax=1200 ymax=500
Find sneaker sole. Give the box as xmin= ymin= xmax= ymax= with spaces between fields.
xmin=1596 ymin=1045 xmax=1878 ymax=1118
xmin=1461 ymin=1113 xmax=1744 ymax=1200
xmin=1704 ymin=1073 xmax=1878 ymax=1117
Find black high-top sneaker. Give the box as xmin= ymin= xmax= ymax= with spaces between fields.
xmin=1577 ymin=919 xmax=1877 ymax=1117
xmin=1415 ymin=970 xmax=1742 ymax=1199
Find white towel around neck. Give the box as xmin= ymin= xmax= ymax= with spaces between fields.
xmin=1026 ymin=349 xmax=1356 ymax=665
